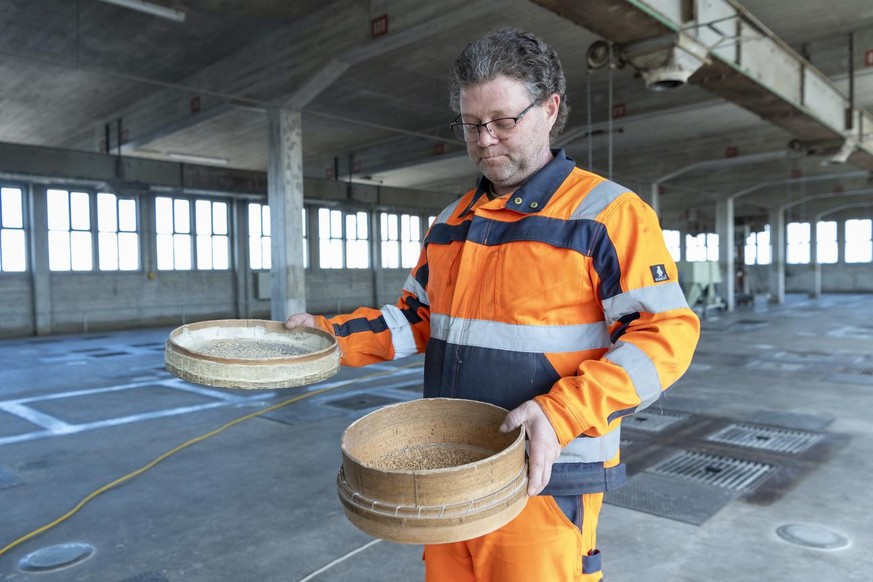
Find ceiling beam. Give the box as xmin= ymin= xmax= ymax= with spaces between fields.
xmin=528 ymin=0 xmax=873 ymax=171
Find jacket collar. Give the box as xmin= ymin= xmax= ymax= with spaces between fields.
xmin=459 ymin=149 xmax=576 ymax=218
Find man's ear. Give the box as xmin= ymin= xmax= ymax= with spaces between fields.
xmin=545 ymin=93 xmax=560 ymax=131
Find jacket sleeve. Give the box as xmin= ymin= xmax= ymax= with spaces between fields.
xmin=313 ymin=248 xmax=432 ymax=368
xmin=535 ymin=194 xmax=700 ymax=446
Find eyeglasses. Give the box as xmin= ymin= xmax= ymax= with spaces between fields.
xmin=450 ymin=102 xmax=537 ymax=143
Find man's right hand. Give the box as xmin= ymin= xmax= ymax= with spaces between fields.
xmin=284 ymin=313 xmax=316 ymax=329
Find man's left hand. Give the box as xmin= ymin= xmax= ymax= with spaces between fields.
xmin=500 ymin=400 xmax=561 ymax=496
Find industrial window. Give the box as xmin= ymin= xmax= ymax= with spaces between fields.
xmin=744 ymin=226 xmax=771 ymax=265
xmin=685 ymin=233 xmax=718 ymax=262
xmin=0 ymin=186 xmax=26 ymax=272
xmin=662 ymin=229 xmax=681 ymax=262
xmin=97 ymin=193 xmax=139 ymax=271
xmin=47 ymin=189 xmax=93 ymax=271
xmin=249 ymin=203 xmax=271 ymax=270
xmin=345 ymin=211 xmax=369 ymax=269
xmin=155 ymin=196 xmax=192 ymax=270
xmin=845 ymin=218 xmax=872 ymax=263
xmin=318 ymin=208 xmax=368 ymax=269
xmin=248 ymin=204 xmax=307 ymax=270
xmin=380 ymin=212 xmax=421 ymax=269
xmin=194 ymin=200 xmax=229 ymax=270
xmin=786 ymin=222 xmax=810 ymax=265
xmin=302 ymin=208 xmax=308 ymax=269
xmin=816 ymin=221 xmax=838 ymax=264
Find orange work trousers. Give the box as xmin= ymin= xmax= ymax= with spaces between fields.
xmin=423 ymin=493 xmax=603 ymax=582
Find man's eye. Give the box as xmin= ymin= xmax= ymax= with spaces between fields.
xmin=491 ymin=119 xmax=515 ymax=131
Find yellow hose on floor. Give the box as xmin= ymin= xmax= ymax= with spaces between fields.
xmin=0 ymin=362 xmax=422 ymax=559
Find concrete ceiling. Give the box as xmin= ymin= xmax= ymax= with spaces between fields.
xmin=1 ymin=0 xmax=872 ymax=228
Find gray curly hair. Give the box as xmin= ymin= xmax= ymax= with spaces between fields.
xmin=449 ymin=27 xmax=570 ymax=140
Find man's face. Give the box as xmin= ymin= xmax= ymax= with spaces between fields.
xmin=458 ymin=75 xmax=557 ymax=192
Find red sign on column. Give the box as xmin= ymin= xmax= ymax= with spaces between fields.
xmin=725 ymin=146 xmax=738 ymax=158
xmin=371 ymin=14 xmax=388 ymax=38
xmin=865 ymin=49 xmax=873 ymax=67
xmin=611 ymin=103 xmax=626 ymax=119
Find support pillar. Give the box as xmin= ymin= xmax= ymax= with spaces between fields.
xmin=769 ymin=208 xmax=786 ymax=304
xmin=28 ymin=185 xmax=52 ymax=335
xmin=267 ymin=108 xmax=306 ymax=322
xmin=650 ymin=182 xmax=660 ymax=217
xmin=716 ymin=198 xmax=735 ymax=310
xmin=810 ymin=221 xmax=822 ymax=298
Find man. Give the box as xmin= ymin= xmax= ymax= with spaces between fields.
xmin=286 ymin=27 xmax=699 ymax=582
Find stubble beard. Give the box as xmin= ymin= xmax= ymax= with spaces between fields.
xmin=474 ymin=150 xmax=523 ymax=188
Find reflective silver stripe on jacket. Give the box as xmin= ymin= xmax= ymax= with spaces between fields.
xmin=380 ymin=304 xmax=418 ymax=359
xmin=402 ymin=274 xmax=430 ymax=307
xmin=605 ymin=340 xmax=662 ymax=410
xmin=432 ymin=198 xmax=464 ymax=225
xmin=570 ymin=180 xmax=630 ymax=220
xmin=558 ymin=428 xmax=621 ymax=463
xmin=430 ymin=313 xmax=610 ymax=353
xmin=601 ymin=282 xmax=689 ymax=323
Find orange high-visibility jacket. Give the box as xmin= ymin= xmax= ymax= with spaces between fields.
xmin=315 ymin=150 xmax=700 ymax=494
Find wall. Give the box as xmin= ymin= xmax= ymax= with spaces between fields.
xmin=743 ymin=263 xmax=873 ymax=297
xmin=0 ymin=147 xmax=450 ymax=338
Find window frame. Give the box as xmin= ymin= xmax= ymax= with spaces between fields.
xmin=0 ymin=183 xmax=28 ymax=273
xmin=318 ymin=207 xmax=370 ymax=270
xmin=96 ymin=192 xmax=141 ymax=272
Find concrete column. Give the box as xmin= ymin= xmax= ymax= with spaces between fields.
xmin=232 ymin=199 xmax=247 ymax=318
xmin=267 ymin=108 xmax=306 ymax=322
xmin=739 ymin=224 xmax=751 ymax=296
xmin=769 ymin=208 xmax=786 ymax=304
xmin=810 ymin=220 xmax=821 ymax=298
xmin=369 ymin=208 xmax=381 ymax=307
xmin=650 ymin=182 xmax=660 ymax=217
xmin=28 ymin=185 xmax=52 ymax=335
xmin=716 ymin=198 xmax=735 ymax=310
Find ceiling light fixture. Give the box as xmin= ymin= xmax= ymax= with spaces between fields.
xmin=167 ymin=152 xmax=229 ymax=165
xmin=97 ymin=0 xmax=186 ymax=23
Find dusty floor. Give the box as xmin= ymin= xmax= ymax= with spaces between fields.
xmin=1 ymin=293 xmax=871 ymax=581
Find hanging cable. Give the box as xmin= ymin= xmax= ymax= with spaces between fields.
xmin=607 ymin=42 xmax=614 ymax=181
xmin=0 ymin=362 xmax=424 ymax=559
xmin=586 ymin=64 xmax=593 ymax=170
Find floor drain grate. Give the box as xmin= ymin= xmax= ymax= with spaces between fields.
xmin=119 ymin=571 xmax=171 ymax=582
xmin=0 ymin=467 xmax=22 ymax=490
xmin=324 ymin=393 xmax=400 ymax=411
xmin=623 ymin=411 xmax=689 ymax=433
xmin=745 ymin=360 xmax=807 ymax=372
xmin=706 ymin=423 xmax=822 ymax=454
xmin=841 ymin=367 xmax=873 ymax=376
xmin=605 ymin=472 xmax=737 ymax=525
xmin=650 ymin=451 xmax=774 ymax=492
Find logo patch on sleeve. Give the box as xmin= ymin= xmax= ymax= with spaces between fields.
xmin=650 ymin=264 xmax=670 ymax=282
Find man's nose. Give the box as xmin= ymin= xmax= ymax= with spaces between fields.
xmin=476 ymin=126 xmax=499 ymax=147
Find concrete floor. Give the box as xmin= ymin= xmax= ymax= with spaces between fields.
xmin=1 ymin=293 xmax=872 ymax=581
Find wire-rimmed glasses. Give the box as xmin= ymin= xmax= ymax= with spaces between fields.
xmin=450 ymin=102 xmax=537 ymax=143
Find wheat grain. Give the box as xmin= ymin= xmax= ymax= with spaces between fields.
xmin=371 ymin=443 xmax=493 ymax=470
xmin=195 ymin=339 xmax=312 ymax=359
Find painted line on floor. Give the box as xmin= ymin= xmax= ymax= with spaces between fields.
xmin=0 ymin=366 xmax=423 ymax=447
xmin=0 ymin=379 xmax=270 ymax=447
xmin=0 ymin=402 xmax=76 ymax=433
